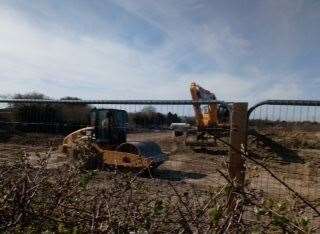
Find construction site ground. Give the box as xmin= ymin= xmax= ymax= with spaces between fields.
xmin=0 ymin=127 xmax=319 ymax=199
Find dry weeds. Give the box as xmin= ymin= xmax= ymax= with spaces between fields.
xmin=0 ymin=147 xmax=318 ymax=233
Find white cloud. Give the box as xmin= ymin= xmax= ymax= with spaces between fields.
xmin=198 ymin=25 xmax=251 ymax=68
xmin=0 ymin=7 xmax=173 ymax=98
xmin=258 ymin=83 xmax=302 ymax=100
xmin=0 ymin=1 xmax=309 ymax=105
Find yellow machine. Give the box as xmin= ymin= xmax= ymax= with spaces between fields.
xmin=62 ymin=108 xmax=166 ymax=171
xmin=185 ymin=82 xmax=229 ymax=149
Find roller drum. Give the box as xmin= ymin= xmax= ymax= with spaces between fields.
xmin=116 ymin=141 xmax=167 ymax=166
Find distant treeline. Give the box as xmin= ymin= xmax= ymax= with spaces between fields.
xmin=0 ymin=93 xmax=90 ymax=133
xmin=0 ymin=92 xmax=194 ymax=134
xmin=128 ymin=106 xmax=183 ymax=129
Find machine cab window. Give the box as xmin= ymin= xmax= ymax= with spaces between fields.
xmin=90 ymin=109 xmax=128 ymax=146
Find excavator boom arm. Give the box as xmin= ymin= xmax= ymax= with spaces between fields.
xmin=190 ymin=82 xmax=218 ymax=128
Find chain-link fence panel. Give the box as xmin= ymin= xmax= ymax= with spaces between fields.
xmin=247 ymin=100 xmax=320 ymax=221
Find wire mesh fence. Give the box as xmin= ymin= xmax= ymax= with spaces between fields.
xmin=0 ymin=99 xmax=231 ymax=184
xmin=1 ymin=98 xmax=319 ymax=202
xmin=247 ymin=100 xmax=320 ymax=211
xmin=0 ymin=99 xmax=320 ymax=230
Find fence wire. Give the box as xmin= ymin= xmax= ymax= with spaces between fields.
xmin=0 ymin=99 xmax=230 ymax=185
xmin=0 ymin=98 xmax=319 ymax=230
xmin=248 ymin=101 xmax=320 ymax=215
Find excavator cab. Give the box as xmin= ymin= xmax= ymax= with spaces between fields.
xmin=90 ymin=109 xmax=128 ymax=147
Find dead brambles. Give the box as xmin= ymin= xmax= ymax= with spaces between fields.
xmin=0 ymin=148 xmax=318 ymax=233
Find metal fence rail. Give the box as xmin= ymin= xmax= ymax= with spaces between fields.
xmin=249 ymin=99 xmax=320 ymax=123
xmin=0 ymin=98 xmax=229 ymax=105
xmin=248 ymin=99 xmax=320 ymax=116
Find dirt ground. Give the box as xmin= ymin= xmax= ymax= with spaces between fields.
xmin=0 ymin=128 xmax=319 ymax=230
xmin=0 ymin=128 xmax=319 ymax=227
xmin=0 ymin=131 xmax=228 ymax=188
xmin=0 ymin=128 xmax=319 ymax=200
xmin=247 ymin=127 xmax=320 ymax=199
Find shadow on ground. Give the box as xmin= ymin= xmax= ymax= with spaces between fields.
xmin=151 ymin=169 xmax=207 ymax=181
xmin=248 ymin=129 xmax=304 ymax=164
xmin=192 ymin=148 xmax=228 ymax=156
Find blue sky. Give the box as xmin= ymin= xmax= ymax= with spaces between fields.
xmin=0 ymin=0 xmax=319 ymax=103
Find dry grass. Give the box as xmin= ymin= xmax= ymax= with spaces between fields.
xmin=0 ymin=147 xmax=318 ymax=233
xmin=0 ymin=127 xmax=319 ymax=232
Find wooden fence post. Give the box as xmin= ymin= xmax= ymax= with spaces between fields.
xmin=227 ymin=102 xmax=248 ymax=211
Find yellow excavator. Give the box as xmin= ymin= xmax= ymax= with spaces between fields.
xmin=62 ymin=108 xmax=166 ymax=171
xmin=185 ymin=82 xmax=230 ymax=149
